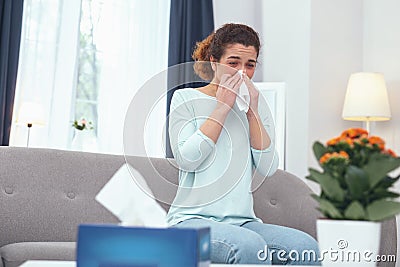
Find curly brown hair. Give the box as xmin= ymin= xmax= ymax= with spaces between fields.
xmin=192 ymin=23 xmax=261 ymax=80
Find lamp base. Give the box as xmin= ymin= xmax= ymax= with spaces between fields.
xmin=27 ymin=123 xmax=32 ymax=147
xmin=362 ymin=120 xmax=376 ymax=135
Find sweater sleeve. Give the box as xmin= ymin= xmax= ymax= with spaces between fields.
xmin=250 ymin=97 xmax=279 ymax=177
xmin=169 ymin=91 xmax=215 ymax=171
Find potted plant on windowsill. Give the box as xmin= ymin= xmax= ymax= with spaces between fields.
xmin=307 ymin=128 xmax=400 ymax=266
xmin=71 ymin=118 xmax=95 ymax=151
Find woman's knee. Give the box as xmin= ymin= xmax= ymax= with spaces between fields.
xmin=173 ymin=219 xmax=273 ymax=264
xmin=291 ymin=231 xmax=320 ymax=254
xmin=284 ymin=231 xmax=320 ymax=265
xmin=211 ymin=235 xmax=270 ymax=264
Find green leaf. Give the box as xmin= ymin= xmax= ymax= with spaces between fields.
xmin=363 ymin=155 xmax=400 ymax=188
xmin=369 ymin=188 xmax=400 ymax=202
xmin=345 ymin=166 xmax=369 ymax=200
xmin=344 ymin=201 xmax=367 ymax=220
xmin=366 ymin=200 xmax=400 ymax=221
xmin=306 ymin=173 xmax=317 ymax=183
xmin=318 ymin=198 xmax=343 ymax=219
xmin=311 ymin=193 xmax=322 ymax=202
xmin=308 ymin=168 xmax=345 ymax=202
xmin=374 ymin=176 xmax=400 ymax=189
xmin=313 ymin=141 xmax=328 ymax=160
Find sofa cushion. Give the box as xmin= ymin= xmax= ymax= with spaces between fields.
xmin=1 ymin=242 xmax=75 ymax=267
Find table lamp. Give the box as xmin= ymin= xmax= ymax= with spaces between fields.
xmin=342 ymin=72 xmax=391 ymax=133
xmin=16 ymin=102 xmax=45 ymax=147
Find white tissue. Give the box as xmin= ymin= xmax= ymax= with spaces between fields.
xmin=95 ymin=163 xmax=167 ymax=228
xmin=236 ymin=70 xmax=250 ymax=112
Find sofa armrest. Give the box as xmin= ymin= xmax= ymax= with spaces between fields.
xmin=252 ymin=169 xmax=320 ymax=238
xmin=0 ymin=242 xmax=75 ymax=267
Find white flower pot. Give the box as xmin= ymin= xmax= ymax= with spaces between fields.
xmin=317 ymin=219 xmax=381 ymax=266
xmin=71 ymin=130 xmax=98 ymax=152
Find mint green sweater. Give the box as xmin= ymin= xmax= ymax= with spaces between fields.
xmin=166 ymin=88 xmax=279 ymax=226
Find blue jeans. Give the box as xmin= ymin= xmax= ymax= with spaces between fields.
xmin=174 ymin=218 xmax=320 ymax=265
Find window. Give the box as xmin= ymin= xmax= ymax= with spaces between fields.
xmin=11 ymin=0 xmax=81 ymax=149
xmin=74 ymin=0 xmax=104 ymax=135
xmin=12 ymin=0 xmax=171 ymax=156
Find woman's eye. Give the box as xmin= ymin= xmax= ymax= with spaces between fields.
xmin=246 ymin=63 xmax=255 ymax=68
xmin=228 ymin=62 xmax=238 ymax=66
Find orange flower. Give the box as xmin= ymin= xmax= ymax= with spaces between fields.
xmin=383 ymin=149 xmax=397 ymax=158
xmin=327 ymin=136 xmax=342 ymax=146
xmin=353 ymin=134 xmax=369 ymax=145
xmin=344 ymin=137 xmax=354 ymax=147
xmin=319 ymin=151 xmax=349 ymax=165
xmin=319 ymin=153 xmax=330 ymax=164
xmin=368 ymin=136 xmax=385 ymax=150
xmin=341 ymin=128 xmax=369 ymax=139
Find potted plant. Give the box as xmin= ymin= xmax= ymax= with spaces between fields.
xmin=72 ymin=118 xmax=94 ymax=131
xmin=71 ymin=118 xmax=95 ymax=151
xmin=307 ymin=128 xmax=400 ymax=266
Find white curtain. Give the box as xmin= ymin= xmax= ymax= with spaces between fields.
xmin=11 ymin=0 xmax=170 ymax=156
xmin=95 ymin=0 xmax=170 ymax=155
xmin=10 ymin=0 xmax=81 ymax=149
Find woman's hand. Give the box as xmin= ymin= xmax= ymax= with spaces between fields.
xmin=243 ymin=71 xmax=259 ymax=117
xmin=242 ymin=71 xmax=271 ymax=151
xmin=215 ymin=73 xmax=242 ymax=113
xmin=199 ymin=72 xmax=241 ymax=144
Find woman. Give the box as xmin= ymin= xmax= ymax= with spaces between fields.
xmin=167 ymin=23 xmax=320 ymax=265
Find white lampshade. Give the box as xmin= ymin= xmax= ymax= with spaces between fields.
xmin=342 ymin=72 xmax=391 ymax=121
xmin=16 ymin=102 xmax=46 ymax=125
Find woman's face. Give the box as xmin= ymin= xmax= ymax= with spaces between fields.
xmin=211 ymin=43 xmax=258 ymax=83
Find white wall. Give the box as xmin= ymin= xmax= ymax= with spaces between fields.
xmin=363 ymin=0 xmax=400 ymax=154
xmin=308 ymin=0 xmax=364 ymax=188
xmin=261 ymin=0 xmax=311 ymax=177
xmin=362 ymin=1 xmax=400 ymax=264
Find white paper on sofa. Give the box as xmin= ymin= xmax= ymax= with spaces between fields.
xmin=95 ymin=163 xmax=167 ymax=228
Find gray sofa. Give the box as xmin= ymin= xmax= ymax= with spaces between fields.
xmin=0 ymin=146 xmax=396 ymax=267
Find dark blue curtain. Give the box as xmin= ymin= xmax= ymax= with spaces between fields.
xmin=0 ymin=0 xmax=24 ymax=145
xmin=166 ymin=0 xmax=214 ymax=157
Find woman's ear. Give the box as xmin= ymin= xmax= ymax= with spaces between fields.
xmin=210 ymin=56 xmax=217 ymax=71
